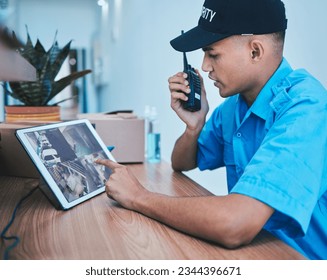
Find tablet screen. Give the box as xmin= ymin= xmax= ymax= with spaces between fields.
xmin=16 ymin=119 xmax=115 ymax=209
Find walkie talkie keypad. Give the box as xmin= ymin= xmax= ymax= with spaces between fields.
xmin=183 ymin=67 xmax=201 ymax=112
xmin=180 ymin=30 xmax=201 ymax=112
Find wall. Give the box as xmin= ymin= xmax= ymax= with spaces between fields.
xmin=283 ymin=0 xmax=327 ymax=83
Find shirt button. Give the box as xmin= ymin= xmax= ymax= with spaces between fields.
xmin=236 ymin=132 xmax=242 ymax=138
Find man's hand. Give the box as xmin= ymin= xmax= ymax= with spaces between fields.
xmin=168 ymin=70 xmax=209 ymax=132
xmin=95 ymin=159 xmax=149 ymax=210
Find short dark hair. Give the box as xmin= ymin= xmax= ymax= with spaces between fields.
xmin=269 ymin=31 xmax=286 ymax=57
xmin=271 ymin=30 xmax=286 ymax=44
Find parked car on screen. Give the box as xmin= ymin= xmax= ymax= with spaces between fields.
xmin=41 ymin=148 xmax=61 ymax=166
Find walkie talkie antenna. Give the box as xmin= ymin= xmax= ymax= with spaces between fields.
xmin=181 ymin=30 xmax=188 ymax=70
xmin=183 ymin=51 xmax=188 ymax=70
xmin=178 ymin=30 xmax=201 ymax=112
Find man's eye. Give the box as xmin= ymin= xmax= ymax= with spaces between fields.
xmin=208 ymin=53 xmax=219 ymax=59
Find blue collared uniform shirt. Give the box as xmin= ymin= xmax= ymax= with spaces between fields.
xmin=197 ymin=58 xmax=327 ymax=259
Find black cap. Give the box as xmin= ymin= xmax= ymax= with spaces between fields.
xmin=170 ymin=0 xmax=287 ymax=52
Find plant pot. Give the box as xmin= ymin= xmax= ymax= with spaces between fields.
xmin=4 ymin=105 xmax=61 ymax=123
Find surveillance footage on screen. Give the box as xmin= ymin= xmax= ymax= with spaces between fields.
xmin=24 ymin=122 xmax=111 ymax=203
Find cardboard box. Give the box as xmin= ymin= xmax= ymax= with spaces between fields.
xmin=0 ymin=122 xmax=41 ymax=178
xmin=77 ymin=112 xmax=145 ymax=163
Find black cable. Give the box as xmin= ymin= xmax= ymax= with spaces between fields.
xmin=0 ymin=186 xmax=39 ymax=260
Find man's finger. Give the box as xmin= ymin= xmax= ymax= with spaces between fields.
xmin=95 ymin=158 xmax=121 ymax=169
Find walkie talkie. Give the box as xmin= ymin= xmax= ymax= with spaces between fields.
xmin=181 ymin=31 xmax=201 ymax=112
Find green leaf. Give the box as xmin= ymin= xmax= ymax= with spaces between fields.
xmin=45 ymin=69 xmax=91 ymax=104
xmin=47 ymin=40 xmax=72 ymax=81
xmin=4 ymin=28 xmax=92 ymax=106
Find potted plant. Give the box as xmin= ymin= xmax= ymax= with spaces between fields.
xmin=2 ymin=28 xmax=91 ymax=122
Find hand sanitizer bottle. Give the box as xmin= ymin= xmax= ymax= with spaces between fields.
xmin=147 ymin=106 xmax=161 ymax=163
xmin=144 ymin=105 xmax=151 ymax=159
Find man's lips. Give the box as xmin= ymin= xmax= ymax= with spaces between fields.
xmin=208 ymin=75 xmax=216 ymax=82
xmin=209 ymin=75 xmax=220 ymax=87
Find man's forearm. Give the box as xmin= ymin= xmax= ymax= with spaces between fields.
xmin=171 ymin=128 xmax=201 ymax=171
xmin=134 ymin=192 xmax=230 ymax=245
xmin=132 ymin=191 xmax=273 ymax=248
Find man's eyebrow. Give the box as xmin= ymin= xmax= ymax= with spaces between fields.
xmin=202 ymin=46 xmax=214 ymax=52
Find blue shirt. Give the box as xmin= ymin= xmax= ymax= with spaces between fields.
xmin=197 ymin=58 xmax=327 ymax=259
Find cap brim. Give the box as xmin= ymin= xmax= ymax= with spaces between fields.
xmin=170 ymin=26 xmax=232 ymax=52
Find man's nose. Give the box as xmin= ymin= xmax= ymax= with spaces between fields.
xmin=201 ymin=55 xmax=212 ymax=72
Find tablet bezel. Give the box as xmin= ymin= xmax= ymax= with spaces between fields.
xmin=16 ymin=119 xmax=115 ymax=210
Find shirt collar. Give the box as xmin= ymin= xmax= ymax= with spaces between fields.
xmin=246 ymin=58 xmax=293 ymax=121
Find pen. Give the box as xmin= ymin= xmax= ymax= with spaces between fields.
xmin=107 ymin=146 xmax=115 ymax=152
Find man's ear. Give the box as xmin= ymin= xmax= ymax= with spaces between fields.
xmin=249 ymin=39 xmax=264 ymax=62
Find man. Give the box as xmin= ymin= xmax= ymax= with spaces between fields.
xmin=96 ymin=0 xmax=327 ymax=259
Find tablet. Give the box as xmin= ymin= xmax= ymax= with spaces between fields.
xmin=16 ymin=119 xmax=115 ymax=210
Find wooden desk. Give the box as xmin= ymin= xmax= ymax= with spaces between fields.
xmin=0 ymin=162 xmax=305 ymax=260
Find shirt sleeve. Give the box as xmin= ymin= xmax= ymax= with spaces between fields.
xmin=231 ymin=91 xmax=327 ymax=238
